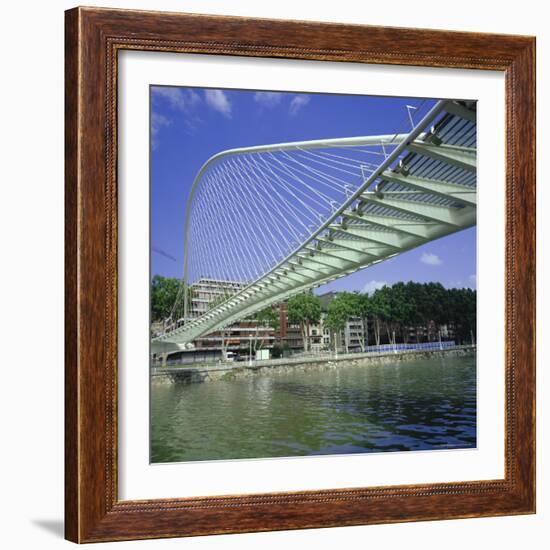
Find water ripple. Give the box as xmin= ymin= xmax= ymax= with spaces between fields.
xmin=151 ymin=355 xmax=476 ymax=462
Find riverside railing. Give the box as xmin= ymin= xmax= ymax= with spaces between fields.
xmin=155 ymin=340 xmax=473 ymax=368
xmin=359 ymin=340 xmax=457 ymax=354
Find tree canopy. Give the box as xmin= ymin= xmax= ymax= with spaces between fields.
xmin=255 ymin=307 xmax=280 ymax=331
xmin=249 ymin=306 xmax=280 ymax=352
xmin=151 ymin=275 xmax=180 ymax=322
xmin=287 ymin=292 xmax=322 ymax=352
xmin=287 ymin=292 xmax=321 ymax=326
xmin=324 ymin=292 xmax=359 ymax=332
xmin=324 ymin=292 xmax=362 ymax=351
xmin=323 ymin=281 xmax=476 ymax=348
xmin=370 ymin=282 xmax=475 ymax=344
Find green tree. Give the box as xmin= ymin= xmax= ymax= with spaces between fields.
xmin=370 ymin=286 xmax=390 ymax=345
xmin=287 ymin=292 xmax=321 ymax=352
xmin=250 ymin=307 xmax=280 ymax=353
xmin=325 ymin=292 xmax=364 ymax=352
xmin=446 ymin=287 xmax=476 ymax=344
xmin=355 ymin=292 xmax=372 ymax=351
xmin=151 ymin=275 xmax=180 ymax=322
xmin=324 ymin=292 xmax=357 ymax=352
xmin=385 ymin=282 xmax=413 ymax=344
xmin=365 ymin=281 xmax=476 ymax=346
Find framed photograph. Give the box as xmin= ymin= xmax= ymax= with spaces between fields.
xmin=65 ymin=7 xmax=536 ymax=543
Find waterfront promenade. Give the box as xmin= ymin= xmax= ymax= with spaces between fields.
xmin=151 ymin=343 xmax=475 ymax=385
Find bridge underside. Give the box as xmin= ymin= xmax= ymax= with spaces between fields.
xmin=152 ymin=99 xmax=476 ymax=353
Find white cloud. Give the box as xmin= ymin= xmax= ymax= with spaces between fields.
xmin=150 ymin=87 xmax=204 ymax=142
xmin=152 ymin=87 xmax=186 ymax=111
xmin=186 ymin=89 xmax=202 ymax=106
xmin=468 ymin=274 xmax=477 ymax=288
xmin=152 ymin=87 xmax=202 ymax=112
xmin=204 ymin=89 xmax=232 ymax=117
xmin=289 ymin=95 xmax=310 ymax=115
xmin=362 ymin=280 xmax=387 ymax=295
xmin=151 ymin=112 xmax=171 ymax=149
xmin=420 ymin=252 xmax=443 ymax=266
xmin=254 ymin=91 xmax=283 ymax=107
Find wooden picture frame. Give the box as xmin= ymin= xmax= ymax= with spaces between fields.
xmin=65 ymin=6 xmax=536 ymax=543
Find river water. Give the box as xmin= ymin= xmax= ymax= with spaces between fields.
xmin=151 ymin=354 xmax=476 ymax=463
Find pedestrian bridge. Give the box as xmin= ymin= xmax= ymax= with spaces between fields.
xmin=152 ymin=99 xmax=476 ymax=354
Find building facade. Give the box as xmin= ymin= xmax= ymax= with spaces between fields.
xmin=167 ymin=278 xmax=276 ymax=363
xmin=188 ymin=278 xmax=247 ymax=318
xmin=275 ymin=302 xmax=323 ymax=354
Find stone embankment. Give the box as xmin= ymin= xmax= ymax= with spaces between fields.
xmin=151 ymin=345 xmax=476 ymax=385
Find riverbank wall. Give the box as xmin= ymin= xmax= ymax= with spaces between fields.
xmin=151 ymin=345 xmax=476 ymax=385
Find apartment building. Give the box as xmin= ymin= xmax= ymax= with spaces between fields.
xmin=184 ymin=278 xmax=275 ymax=361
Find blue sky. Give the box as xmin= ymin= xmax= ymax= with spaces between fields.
xmin=150 ymin=86 xmax=476 ymax=293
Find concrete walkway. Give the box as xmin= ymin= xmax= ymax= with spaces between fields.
xmin=151 ymin=344 xmax=476 ymax=385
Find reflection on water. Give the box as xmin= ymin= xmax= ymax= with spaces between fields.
xmin=151 ymin=355 xmax=476 ymax=463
